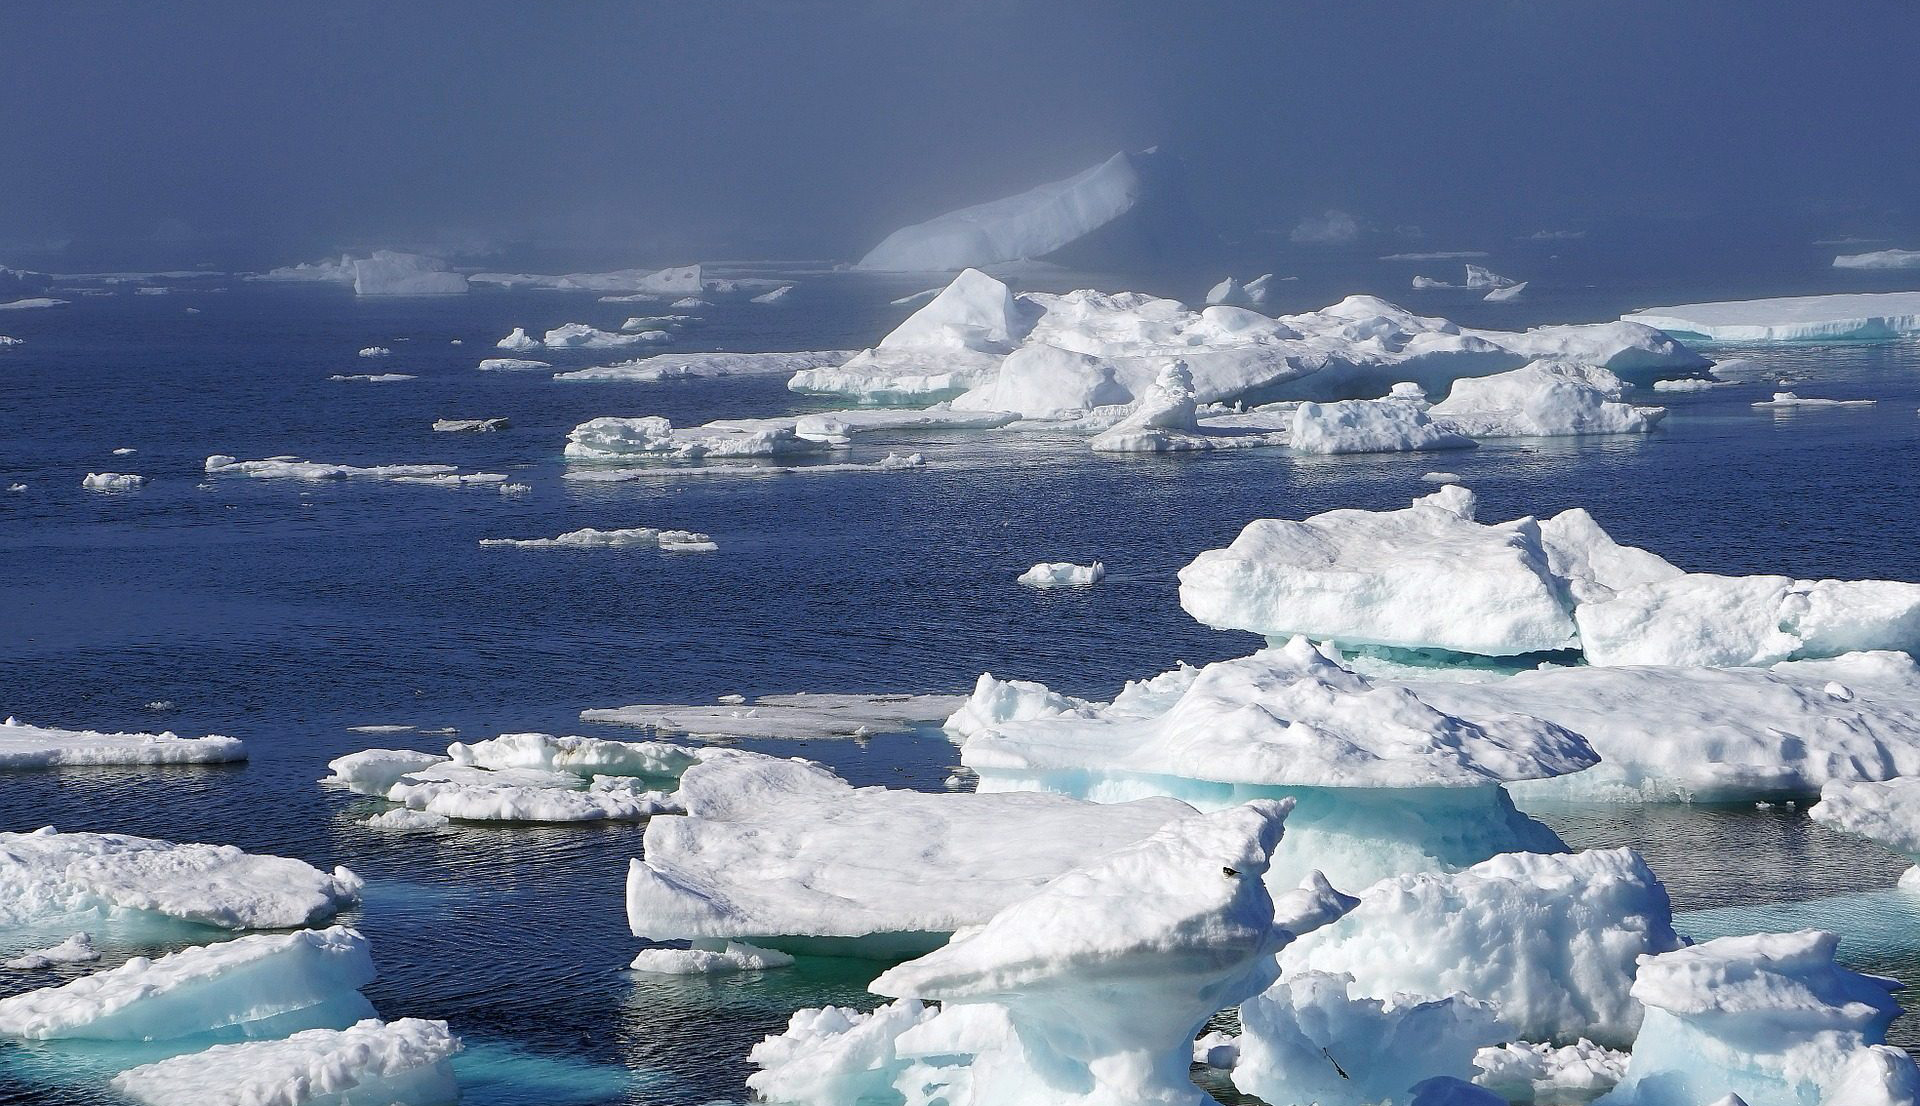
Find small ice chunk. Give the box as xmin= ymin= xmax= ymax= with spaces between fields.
xmin=1810 ymin=777 xmax=1920 ymax=884
xmin=565 ymin=415 xmax=832 ymax=461
xmin=1193 ymin=1029 xmax=1239 ymax=1067
xmin=322 ymin=749 xmax=449 ymax=796
xmin=0 ymin=717 xmax=244 ymax=768
xmin=82 ymin=472 xmax=146 ymax=491
xmin=1752 ymin=391 xmax=1876 ymax=408
xmin=110 ymin=1017 xmax=461 ymax=1106
xmin=1422 ymin=471 xmax=1462 ymax=483
xmin=327 ymin=373 xmax=414 ymax=383
xmin=356 ymin=346 xmax=390 ymax=358
xmin=498 ymin=482 xmax=530 ymax=496
xmin=751 ymin=285 xmax=794 ymax=304
xmin=1472 ymin=1039 xmax=1627 ymax=1102
xmin=1483 ymin=281 xmax=1527 ymax=302
xmin=669 ymin=297 xmax=711 ymax=309
xmin=475 ymin=357 xmax=551 ymax=372
xmin=5 ymin=933 xmax=99 ymax=970
xmin=363 ymin=809 xmax=450 ymax=833
xmin=479 ymin=527 xmax=716 ymax=552
xmin=112 ymin=447 xmax=137 ymax=455
xmin=1017 ymin=561 xmax=1105 ymax=588
xmin=0 ymin=298 xmax=70 ymax=310
xmin=495 ymin=327 xmax=541 ymax=351
xmin=628 ymin=941 xmax=794 ymax=974
xmin=1290 ymin=395 xmax=1475 ymax=455
xmin=431 ymin=417 xmax=509 ymax=433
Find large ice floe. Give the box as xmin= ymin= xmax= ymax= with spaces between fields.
xmin=324 ymin=731 xmax=715 ymax=823
xmin=582 ymin=691 xmax=965 ymax=741
xmin=0 ymin=717 xmax=244 ymax=768
xmin=856 ymin=151 xmax=1151 ymax=271
xmin=1623 ymin=292 xmax=1920 ymax=342
xmin=0 ymin=925 xmax=375 ymax=1041
xmin=747 ymin=802 xmax=1308 ymax=1106
xmin=627 ymin=754 xmax=1194 ymax=955
xmin=1277 ymin=848 xmax=1680 ymax=1045
xmin=0 ymin=827 xmax=362 ymax=932
xmin=796 ymin=268 xmax=1704 ymax=413
xmin=1598 ymin=930 xmax=1920 ymax=1105
xmin=1810 ymin=777 xmax=1920 ymax=888
xmin=111 ymin=1017 xmax=461 ymax=1106
xmin=955 ymin=634 xmax=1593 ymax=889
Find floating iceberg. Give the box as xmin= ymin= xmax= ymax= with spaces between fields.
xmin=1623 ymin=292 xmax=1920 ymax=342
xmin=5 ymin=933 xmax=99 ymax=970
xmin=431 ymin=417 xmax=508 ymax=433
xmin=542 ymin=323 xmax=668 ymax=349
xmin=474 ymin=357 xmax=550 ymax=372
xmin=0 ymin=925 xmax=374 ymax=1041
xmin=0 ymin=717 xmax=244 ymax=768
xmin=564 ymin=415 xmax=832 ymax=461
xmin=584 ymin=691 xmax=964 ymax=741
xmin=349 ymin=251 xmax=466 ymax=296
xmin=1087 ymin=361 xmax=1288 ymax=453
xmin=1752 ymin=391 xmax=1876 ymax=409
xmin=1600 ymin=930 xmax=1920 ymax=1106
xmin=1473 ymin=1039 xmax=1628 ymax=1103
xmin=1833 ymin=249 xmax=1920 ymax=270
xmin=0 ymin=297 xmax=71 ymax=310
xmin=1485 ymin=281 xmax=1528 ymax=302
xmin=1017 ymin=561 xmax=1105 ymax=588
xmin=1233 ymin=971 xmax=1510 ymax=1106
xmin=205 ymin=456 xmax=505 ymax=486
xmin=469 ymin=262 xmax=702 ymax=294
xmin=0 ymin=827 xmax=361 ymax=930
xmin=857 ymin=151 xmax=1148 ymax=271
xmin=327 ymin=373 xmax=413 ymax=383
xmin=629 ymin=941 xmax=793 ymax=975
xmin=111 ymin=1017 xmax=461 ymax=1106
xmin=1280 ymin=848 xmax=1680 ymax=1045
xmin=565 ymin=453 xmax=927 ymax=482
xmin=553 ymin=349 xmax=852 ymax=383
xmin=1428 ymin=362 xmax=1664 ymax=438
xmin=82 ymin=472 xmax=145 ymax=491
xmin=495 ymin=327 xmax=540 ymax=351
xmin=627 ymin=754 xmax=1192 ymax=951
xmin=794 ymin=268 xmax=1032 ymax=402
xmin=1290 ymin=392 xmax=1475 ymax=455
xmin=752 ymin=284 xmax=794 ymax=304
xmin=250 ymin=255 xmax=356 ymax=283
xmin=1810 ymin=777 xmax=1920 ymax=887
xmin=1574 ymin=574 xmax=1920 ymax=667
xmin=959 ymin=635 xmax=1592 ymax=889
xmin=479 ymin=527 xmax=716 ymax=552
xmin=356 ymin=346 xmax=389 ymax=358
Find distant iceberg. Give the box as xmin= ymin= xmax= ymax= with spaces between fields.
xmin=857 ymin=151 xmax=1154 ymax=271
xmin=1623 ymin=292 xmax=1920 ymax=341
xmin=253 ymin=251 xmax=466 ymax=295
xmin=1833 ymin=248 xmax=1920 ymax=269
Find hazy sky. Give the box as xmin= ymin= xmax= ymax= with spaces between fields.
xmin=5 ymin=1 xmax=1917 ymax=266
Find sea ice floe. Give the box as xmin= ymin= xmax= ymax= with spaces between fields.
xmin=752 ymin=284 xmax=794 ymax=304
xmin=1016 ymin=561 xmax=1105 ymax=588
xmin=349 ymin=251 xmax=467 ymax=296
xmin=205 ymin=456 xmax=505 ymax=486
xmin=1834 ymin=248 xmax=1920 ymax=270
xmin=430 ymin=417 xmax=508 ymax=433
xmin=0 ymin=925 xmax=375 ymax=1041
xmin=628 ymin=941 xmax=794 ymax=975
xmin=1623 ymin=292 xmax=1920 ymax=342
xmin=474 ymin=357 xmax=550 ymax=372
xmin=0 ymin=827 xmax=362 ymax=930
xmin=856 ymin=150 xmax=1149 ymax=272
xmin=627 ymin=754 xmax=1193 ymax=951
xmin=957 ymin=635 xmax=1592 ymax=888
xmin=0 ymin=717 xmax=244 ymax=768
xmin=1279 ymin=848 xmax=1680 ymax=1045
xmin=1752 ymin=391 xmax=1876 ymax=408
xmin=5 ymin=933 xmax=99 ymax=970
xmin=542 ymin=323 xmax=669 ymax=349
xmin=479 ymin=527 xmax=716 ymax=552
xmin=1651 ymin=376 xmax=1730 ymax=392
xmin=564 ymin=415 xmax=833 ymax=461
xmin=583 ymin=691 xmax=966 ymax=741
xmin=1289 ymin=391 xmax=1475 ymax=455
xmin=1427 ymin=362 xmax=1664 ymax=437
xmin=1810 ymin=777 xmax=1920 ymax=887
xmin=552 ymin=349 xmax=853 ymax=383
xmin=0 ymin=297 xmax=70 ymax=310
xmin=1232 ymin=971 xmax=1510 ymax=1106
xmin=362 ymin=809 xmax=450 ymax=833
xmin=82 ymin=472 xmax=145 ymax=491
xmin=110 ymin=1017 xmax=461 ymax=1106
xmin=1600 ymin=930 xmax=1920 ymax=1106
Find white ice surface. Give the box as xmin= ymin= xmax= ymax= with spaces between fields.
xmin=1474 ymin=1039 xmax=1628 ymax=1103
xmin=1017 ymin=561 xmax=1105 ymax=588
xmin=1834 ymin=249 xmax=1920 ymax=270
xmin=564 ymin=415 xmax=832 ymax=461
xmin=628 ymin=941 xmax=794 ymax=974
xmin=583 ymin=692 xmax=964 ymax=740
xmin=350 ymin=252 xmax=466 ymax=296
xmin=1752 ymin=391 xmax=1876 ymax=409
xmin=553 ymin=350 xmax=851 ymax=383
xmin=82 ymin=472 xmax=146 ymax=491
xmin=543 ymin=323 xmax=669 ymax=350
xmin=431 ymin=417 xmax=508 ymax=433
xmin=1290 ymin=394 xmax=1474 ymax=455
xmin=1623 ymin=292 xmax=1920 ymax=341
xmin=111 ymin=1017 xmax=461 ymax=1106
xmin=475 ymin=357 xmax=551 ymax=372
xmin=1428 ymin=362 xmax=1664 ymax=438
xmin=1810 ymin=777 xmax=1920 ymax=878
xmin=205 ymin=456 xmax=505 ymax=485
xmin=0 ymin=718 xmax=244 ymax=768
xmin=627 ymin=754 xmax=1193 ymax=945
xmin=479 ymin=527 xmax=716 ymax=552
xmin=5 ymin=933 xmax=100 ymax=970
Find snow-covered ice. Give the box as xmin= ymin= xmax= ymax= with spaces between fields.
xmin=553 ymin=349 xmax=852 ymax=383
xmin=543 ymin=323 xmax=669 ymax=350
xmin=0 ymin=717 xmax=244 ymax=768
xmin=794 ymin=268 xmax=1031 ymax=403
xmin=0 ymin=827 xmax=362 ymax=930
xmin=627 ymin=754 xmax=1192 ymax=948
xmin=1428 ymin=362 xmax=1664 ymax=438
xmin=82 ymin=472 xmax=145 ymax=491
xmin=1473 ymin=1040 xmax=1628 ymax=1103
xmin=857 ymin=151 xmax=1148 ymax=271
xmin=583 ymin=692 xmax=967 ymax=741
xmin=356 ymin=346 xmax=389 ymax=358
xmin=1573 ymin=574 xmax=1920 ymax=667
xmin=475 ymin=357 xmax=550 ymax=372
xmin=564 ymin=415 xmax=833 ymax=462
xmin=1279 ymin=848 xmax=1680 ymax=1045
xmin=1810 ymin=777 xmax=1920 ymax=886
xmin=479 ymin=526 xmax=716 ymax=552
xmin=958 ymin=635 xmax=1591 ymax=888
xmin=5 ymin=933 xmax=99 ymax=970
xmin=1289 ymin=393 xmax=1475 ymax=455
xmin=1017 ymin=561 xmax=1105 ymax=588
xmin=111 ymin=1017 xmax=461 ymax=1106
xmin=0 ymin=925 xmax=375 ymax=1041
xmin=1623 ymin=292 xmax=1920 ymax=342
xmin=628 ymin=941 xmax=794 ymax=975
xmin=1600 ymin=930 xmax=1920 ymax=1106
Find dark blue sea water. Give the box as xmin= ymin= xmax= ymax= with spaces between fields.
xmin=2 ymin=254 xmax=1920 ymax=1104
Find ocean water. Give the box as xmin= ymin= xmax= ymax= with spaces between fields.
xmin=2 ymin=256 xmax=1919 ymax=1104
